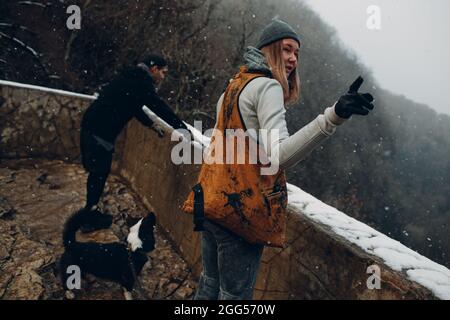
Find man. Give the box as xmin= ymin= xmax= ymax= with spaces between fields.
xmin=79 ymin=53 xmax=190 ymax=232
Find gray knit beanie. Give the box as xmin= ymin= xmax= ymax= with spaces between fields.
xmin=257 ymin=19 xmax=300 ymax=49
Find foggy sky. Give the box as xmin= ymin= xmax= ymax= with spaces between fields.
xmin=302 ymin=0 xmax=450 ymax=115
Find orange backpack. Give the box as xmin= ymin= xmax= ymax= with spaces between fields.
xmin=182 ymin=67 xmax=288 ymax=248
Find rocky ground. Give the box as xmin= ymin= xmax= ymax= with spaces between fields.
xmin=0 ymin=158 xmax=197 ymax=300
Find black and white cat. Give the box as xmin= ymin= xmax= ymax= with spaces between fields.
xmin=59 ymin=208 xmax=156 ymax=299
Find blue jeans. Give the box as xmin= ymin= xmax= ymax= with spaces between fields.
xmin=194 ymin=219 xmax=264 ymax=300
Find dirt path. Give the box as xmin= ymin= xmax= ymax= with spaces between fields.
xmin=0 ymin=159 xmax=196 ymax=300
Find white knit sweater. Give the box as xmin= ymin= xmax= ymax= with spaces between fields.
xmin=215 ymin=77 xmax=348 ymax=170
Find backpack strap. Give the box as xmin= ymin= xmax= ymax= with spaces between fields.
xmin=192 ymin=183 xmax=205 ymax=232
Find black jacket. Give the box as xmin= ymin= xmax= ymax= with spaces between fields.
xmin=81 ymin=66 xmax=188 ymax=142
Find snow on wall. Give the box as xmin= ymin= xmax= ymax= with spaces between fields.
xmin=287 ymin=184 xmax=450 ymax=300
xmin=2 ymin=79 xmax=449 ymax=299
xmin=0 ymin=80 xmax=97 ymax=100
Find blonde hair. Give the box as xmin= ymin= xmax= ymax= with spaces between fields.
xmin=261 ymin=40 xmax=300 ymax=105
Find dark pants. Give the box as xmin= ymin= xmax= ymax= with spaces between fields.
xmin=80 ymin=129 xmax=113 ymax=209
xmin=194 ymin=220 xmax=264 ymax=300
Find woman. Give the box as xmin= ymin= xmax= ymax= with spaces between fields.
xmin=192 ymin=19 xmax=374 ymax=300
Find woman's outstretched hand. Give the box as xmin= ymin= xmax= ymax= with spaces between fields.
xmin=334 ymin=76 xmax=375 ymax=119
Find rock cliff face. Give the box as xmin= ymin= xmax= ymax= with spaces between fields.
xmin=1 ymin=81 xmax=448 ymax=299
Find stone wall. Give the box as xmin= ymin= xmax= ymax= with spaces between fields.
xmin=0 ymin=80 xmax=444 ymax=300
xmin=0 ymin=82 xmax=93 ymax=160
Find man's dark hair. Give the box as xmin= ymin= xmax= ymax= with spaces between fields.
xmin=142 ymin=54 xmax=167 ymax=68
